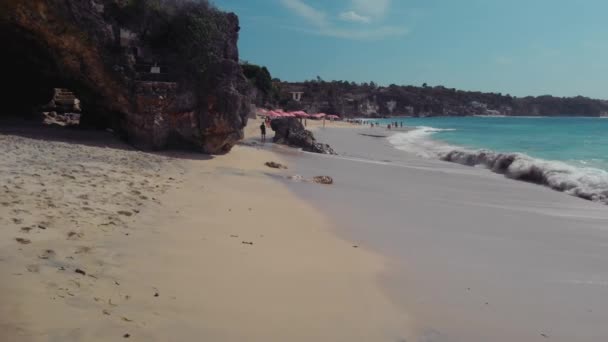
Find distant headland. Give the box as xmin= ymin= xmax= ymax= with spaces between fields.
xmin=242 ymin=64 xmax=608 ymax=118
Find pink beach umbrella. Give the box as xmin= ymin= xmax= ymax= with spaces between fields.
xmin=292 ymin=111 xmax=310 ymax=118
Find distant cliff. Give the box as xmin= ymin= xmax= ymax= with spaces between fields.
xmin=1 ymin=0 xmax=252 ymax=153
xmin=258 ymin=79 xmax=608 ymax=117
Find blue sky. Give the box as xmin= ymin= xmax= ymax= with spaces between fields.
xmin=214 ymin=0 xmax=608 ymax=99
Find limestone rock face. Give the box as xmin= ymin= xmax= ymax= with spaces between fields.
xmin=1 ymin=0 xmax=251 ymax=154
xmin=270 ymin=118 xmax=336 ymax=155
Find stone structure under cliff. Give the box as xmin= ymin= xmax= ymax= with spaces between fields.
xmin=1 ymin=0 xmax=252 ymax=154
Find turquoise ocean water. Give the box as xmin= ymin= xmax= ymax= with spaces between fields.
xmin=373 ymin=117 xmax=608 ymax=204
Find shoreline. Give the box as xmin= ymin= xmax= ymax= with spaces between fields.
xmin=276 ymin=126 xmax=608 ymax=341
xmin=383 ymin=121 xmax=608 ymax=206
xmin=0 ymin=125 xmax=412 ymax=341
xmin=329 ymin=117 xmax=608 ymax=206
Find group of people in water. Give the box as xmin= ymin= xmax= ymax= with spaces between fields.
xmin=386 ymin=121 xmax=404 ymax=129
xmin=363 ymin=121 xmax=404 ymax=129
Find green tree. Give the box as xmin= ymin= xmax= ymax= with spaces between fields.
xmin=241 ymin=63 xmax=272 ymax=95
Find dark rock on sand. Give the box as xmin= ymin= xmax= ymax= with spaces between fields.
xmin=1 ymin=0 xmax=252 ymax=154
xmin=312 ymin=176 xmax=334 ymax=185
xmin=265 ymin=161 xmax=287 ymax=169
xmin=270 ymin=118 xmax=336 ymax=155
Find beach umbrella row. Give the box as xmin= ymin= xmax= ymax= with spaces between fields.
xmin=258 ymin=109 xmax=341 ymax=120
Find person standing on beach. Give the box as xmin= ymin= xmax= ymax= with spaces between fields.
xmin=260 ymin=122 xmax=266 ymax=142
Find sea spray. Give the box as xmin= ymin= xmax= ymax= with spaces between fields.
xmin=389 ymin=126 xmax=608 ymax=205
xmin=442 ymin=150 xmax=608 ymax=203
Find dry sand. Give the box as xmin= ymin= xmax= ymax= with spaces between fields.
xmin=0 ymin=126 xmax=411 ymax=341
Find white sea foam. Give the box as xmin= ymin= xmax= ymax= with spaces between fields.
xmin=389 ymin=127 xmax=608 ymax=205
xmin=387 ymin=126 xmax=457 ymax=158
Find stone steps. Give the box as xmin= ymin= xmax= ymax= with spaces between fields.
xmin=47 ymin=88 xmax=80 ymax=112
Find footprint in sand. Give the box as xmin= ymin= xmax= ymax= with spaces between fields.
xmin=75 ymin=246 xmax=92 ymax=254
xmin=15 ymin=237 xmax=31 ymax=245
xmin=26 ymin=264 xmax=40 ymax=273
xmin=39 ymin=249 xmax=56 ymax=260
xmin=67 ymin=231 xmax=84 ymax=240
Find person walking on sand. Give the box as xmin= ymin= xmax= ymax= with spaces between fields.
xmin=260 ymin=122 xmax=266 ymax=142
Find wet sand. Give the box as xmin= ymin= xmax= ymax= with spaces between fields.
xmin=0 ymin=124 xmax=411 ymax=341
xmin=276 ymin=126 xmax=608 ymax=342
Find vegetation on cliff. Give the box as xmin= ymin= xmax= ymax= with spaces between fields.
xmin=241 ymin=62 xmax=275 ymax=106
xmin=271 ymin=80 xmax=608 ymax=117
xmin=242 ymin=62 xmax=608 ymax=117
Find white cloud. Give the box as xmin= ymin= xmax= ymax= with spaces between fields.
xmin=279 ymin=0 xmax=405 ymax=40
xmin=351 ymin=0 xmax=391 ymax=19
xmin=320 ymin=26 xmax=408 ymax=40
xmin=339 ymin=11 xmax=371 ymax=24
xmin=279 ymin=0 xmax=327 ymax=27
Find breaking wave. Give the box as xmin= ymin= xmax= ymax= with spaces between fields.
xmin=389 ymin=127 xmax=608 ymax=205
xmin=387 ymin=126 xmax=457 ymax=158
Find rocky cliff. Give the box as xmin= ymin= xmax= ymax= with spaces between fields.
xmin=0 ymin=0 xmax=252 ymax=153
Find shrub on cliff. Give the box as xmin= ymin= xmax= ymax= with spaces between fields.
xmin=241 ymin=62 xmax=277 ymax=106
xmin=110 ymin=0 xmax=228 ymax=81
xmin=241 ymin=63 xmax=272 ymax=96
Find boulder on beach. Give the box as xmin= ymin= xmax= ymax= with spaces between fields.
xmin=312 ymin=176 xmax=334 ymax=185
xmin=270 ymin=118 xmax=336 ymax=155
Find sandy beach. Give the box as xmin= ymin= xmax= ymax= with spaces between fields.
xmin=5 ymin=119 xmax=608 ymax=342
xmin=0 ymin=123 xmax=411 ymax=342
